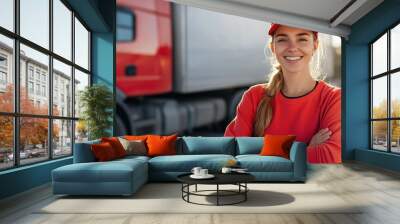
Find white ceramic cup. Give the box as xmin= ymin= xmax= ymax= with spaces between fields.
xmin=221 ymin=167 xmax=232 ymax=174
xmin=191 ymin=167 xmax=202 ymax=176
xmin=200 ymin=169 xmax=208 ymax=176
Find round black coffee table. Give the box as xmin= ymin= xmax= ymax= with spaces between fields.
xmin=177 ymin=173 xmax=255 ymax=206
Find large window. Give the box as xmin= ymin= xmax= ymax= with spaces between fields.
xmin=371 ymin=23 xmax=400 ymax=154
xmin=0 ymin=0 xmax=91 ymax=171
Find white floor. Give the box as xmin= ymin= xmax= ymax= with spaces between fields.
xmin=1 ymin=162 xmax=400 ymax=224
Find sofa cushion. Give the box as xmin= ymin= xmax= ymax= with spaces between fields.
xmin=114 ymin=155 xmax=150 ymax=163
xmin=52 ymin=159 xmax=147 ymax=183
xmin=178 ymin=137 xmax=235 ymax=155
xmin=235 ymin=137 xmax=263 ymax=155
xmin=236 ymin=155 xmax=293 ymax=172
xmin=148 ymin=154 xmax=235 ymax=172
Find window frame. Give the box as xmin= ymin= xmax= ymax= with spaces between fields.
xmin=370 ymin=21 xmax=400 ymax=154
xmin=0 ymin=0 xmax=92 ymax=171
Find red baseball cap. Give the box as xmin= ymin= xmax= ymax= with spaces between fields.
xmin=268 ymin=23 xmax=318 ymax=39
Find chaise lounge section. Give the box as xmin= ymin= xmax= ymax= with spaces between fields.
xmin=52 ymin=137 xmax=307 ymax=196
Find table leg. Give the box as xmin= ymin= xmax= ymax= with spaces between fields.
xmin=188 ymin=184 xmax=190 ymax=202
xmin=245 ymin=183 xmax=247 ymax=201
xmin=217 ymin=184 xmax=219 ymax=206
xmin=195 ymin=184 xmax=197 ymax=192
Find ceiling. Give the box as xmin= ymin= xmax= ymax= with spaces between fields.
xmin=167 ymin=0 xmax=384 ymax=38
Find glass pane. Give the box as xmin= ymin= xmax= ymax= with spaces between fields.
xmin=74 ymin=69 xmax=89 ymax=118
xmin=117 ymin=27 xmax=133 ymax=41
xmin=53 ymin=0 xmax=72 ymax=60
xmin=0 ymin=0 xmax=14 ymax=31
xmin=372 ymin=77 xmax=387 ymax=119
xmin=53 ymin=59 xmax=72 ymax=117
xmin=20 ymin=44 xmax=49 ymax=115
xmin=117 ymin=10 xmax=133 ymax=27
xmin=372 ymin=33 xmax=387 ymax=76
xmin=391 ymin=72 xmax=400 ymax=118
xmin=75 ymin=120 xmax=88 ymax=143
xmin=391 ymin=24 xmax=400 ymax=70
xmin=0 ymin=116 xmax=14 ymax=170
xmin=20 ymin=117 xmax=49 ymax=165
xmin=0 ymin=34 xmax=14 ymax=112
xmin=74 ymin=17 xmax=89 ymax=70
xmin=391 ymin=120 xmax=400 ymax=153
xmin=53 ymin=119 xmax=72 ymax=158
xmin=372 ymin=121 xmax=388 ymax=151
xmin=20 ymin=0 xmax=49 ymax=49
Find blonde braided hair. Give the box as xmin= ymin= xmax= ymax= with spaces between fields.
xmin=253 ymin=65 xmax=284 ymax=136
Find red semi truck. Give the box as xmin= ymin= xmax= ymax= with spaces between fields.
xmin=116 ymin=0 xmax=270 ymax=135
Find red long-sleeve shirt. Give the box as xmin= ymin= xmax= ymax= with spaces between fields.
xmin=225 ymin=81 xmax=341 ymax=163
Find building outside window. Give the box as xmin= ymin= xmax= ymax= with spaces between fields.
xmin=0 ymin=54 xmax=7 ymax=90
xmin=0 ymin=54 xmax=7 ymax=67
xmin=41 ymin=73 xmax=46 ymax=83
xmin=35 ymin=83 xmax=40 ymax=95
xmin=28 ymin=81 xmax=34 ymax=94
xmin=35 ymin=70 xmax=40 ymax=81
xmin=28 ymin=66 xmax=34 ymax=80
xmin=0 ymin=71 xmax=6 ymax=85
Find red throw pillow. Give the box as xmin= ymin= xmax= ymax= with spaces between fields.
xmin=146 ymin=134 xmax=178 ymax=157
xmin=91 ymin=142 xmax=118 ymax=161
xmin=101 ymin=137 xmax=127 ymax=158
xmin=260 ymin=134 xmax=296 ymax=159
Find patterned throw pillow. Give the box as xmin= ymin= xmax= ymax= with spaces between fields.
xmin=118 ymin=137 xmax=147 ymax=156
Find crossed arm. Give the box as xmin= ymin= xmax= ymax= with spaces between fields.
xmin=307 ymin=91 xmax=341 ymax=163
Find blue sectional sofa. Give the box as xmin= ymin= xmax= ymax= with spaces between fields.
xmin=52 ymin=137 xmax=307 ymax=196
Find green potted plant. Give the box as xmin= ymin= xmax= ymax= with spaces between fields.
xmin=79 ymin=84 xmax=113 ymax=140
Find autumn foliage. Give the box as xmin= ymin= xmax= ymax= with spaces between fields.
xmin=372 ymin=99 xmax=400 ymax=142
xmin=0 ymin=85 xmax=59 ymax=150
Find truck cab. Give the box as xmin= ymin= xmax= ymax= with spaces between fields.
xmin=117 ymin=0 xmax=172 ymax=97
xmin=115 ymin=0 xmax=270 ymax=135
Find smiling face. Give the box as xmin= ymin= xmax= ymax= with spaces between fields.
xmin=270 ymin=26 xmax=318 ymax=74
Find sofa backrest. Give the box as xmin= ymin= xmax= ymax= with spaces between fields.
xmin=75 ymin=136 xmax=299 ymax=161
xmin=235 ymin=137 xmax=263 ymax=155
xmin=177 ymin=137 xmax=235 ymax=155
xmin=73 ymin=139 xmax=100 ymax=163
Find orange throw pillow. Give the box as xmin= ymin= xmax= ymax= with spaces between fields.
xmin=124 ymin=135 xmax=148 ymax=141
xmin=101 ymin=137 xmax=127 ymax=158
xmin=91 ymin=142 xmax=117 ymax=161
xmin=146 ymin=134 xmax=178 ymax=157
xmin=260 ymin=134 xmax=296 ymax=159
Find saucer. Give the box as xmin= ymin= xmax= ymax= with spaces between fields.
xmin=190 ymin=174 xmax=215 ymax=179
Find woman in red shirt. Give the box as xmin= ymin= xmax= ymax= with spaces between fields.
xmin=225 ymin=24 xmax=341 ymax=163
